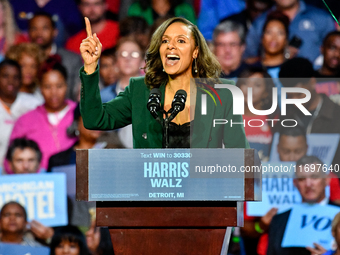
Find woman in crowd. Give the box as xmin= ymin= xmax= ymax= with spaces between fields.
xmin=0 ymin=0 xmax=25 ymax=61
xmin=236 ymin=66 xmax=277 ymax=161
xmin=80 ymin=16 xmax=249 ymax=149
xmin=9 ymin=56 xmax=77 ymax=170
xmin=306 ymin=211 xmax=340 ymax=255
xmin=128 ymin=0 xmax=196 ymax=26
xmin=260 ymin=10 xmax=290 ymax=79
xmin=319 ymin=212 xmax=340 ymax=255
xmin=50 ymin=225 xmax=90 ymax=255
xmin=6 ymin=42 xmax=45 ymax=103
xmin=0 ymin=201 xmax=41 ymax=247
xmin=100 ymin=37 xmax=144 ymax=103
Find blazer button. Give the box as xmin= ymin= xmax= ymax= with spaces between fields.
xmin=142 ymin=133 xmax=147 ymax=139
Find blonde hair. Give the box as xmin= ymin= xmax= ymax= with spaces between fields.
xmin=0 ymin=0 xmax=17 ymax=50
xmin=6 ymin=43 xmax=45 ymax=66
xmin=144 ymin=17 xmax=221 ymax=88
xmin=6 ymin=43 xmax=45 ymax=89
xmin=332 ymin=212 xmax=340 ymax=233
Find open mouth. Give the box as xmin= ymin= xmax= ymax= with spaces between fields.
xmin=166 ymin=54 xmax=180 ymax=66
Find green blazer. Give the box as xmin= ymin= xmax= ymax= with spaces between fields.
xmin=79 ymin=67 xmax=249 ymax=149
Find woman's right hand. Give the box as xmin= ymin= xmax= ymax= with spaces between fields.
xmin=80 ymin=17 xmax=102 ymax=74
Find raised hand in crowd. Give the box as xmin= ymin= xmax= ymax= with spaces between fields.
xmin=29 ymin=220 xmax=54 ymax=243
xmin=259 ymin=207 xmax=278 ymax=232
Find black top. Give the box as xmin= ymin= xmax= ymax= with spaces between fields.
xmin=164 ymin=121 xmax=192 ymax=148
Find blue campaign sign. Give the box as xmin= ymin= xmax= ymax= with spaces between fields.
xmin=0 ymin=243 xmax=50 ymax=255
xmin=282 ymin=204 xmax=340 ymax=250
xmin=247 ymin=162 xmax=302 ymax=216
xmin=0 ymin=173 xmax=68 ymax=227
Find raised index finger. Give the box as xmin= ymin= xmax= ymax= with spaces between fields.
xmin=85 ymin=17 xmax=92 ymax=38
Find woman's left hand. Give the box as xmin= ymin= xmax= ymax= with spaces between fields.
xmin=306 ymin=242 xmax=327 ymax=255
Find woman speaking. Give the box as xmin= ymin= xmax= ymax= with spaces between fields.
xmin=79 ymin=17 xmax=248 ymax=149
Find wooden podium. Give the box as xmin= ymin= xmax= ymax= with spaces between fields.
xmin=76 ymin=149 xmax=261 ymax=255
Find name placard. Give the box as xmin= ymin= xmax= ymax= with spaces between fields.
xmin=86 ymin=149 xmax=261 ymax=201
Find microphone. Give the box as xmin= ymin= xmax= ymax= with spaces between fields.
xmin=147 ymin=88 xmax=162 ymax=120
xmin=169 ymin=90 xmax=187 ymax=121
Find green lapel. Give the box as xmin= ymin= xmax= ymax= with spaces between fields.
xmin=192 ymin=85 xmax=217 ymax=148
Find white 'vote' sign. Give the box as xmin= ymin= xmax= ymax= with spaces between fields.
xmin=282 ymin=203 xmax=339 ymax=250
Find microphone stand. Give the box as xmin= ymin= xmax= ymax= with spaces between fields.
xmin=148 ymin=89 xmax=186 ymax=148
xmin=163 ymin=107 xmax=181 ymax=148
xmin=164 ymin=114 xmax=170 ymax=148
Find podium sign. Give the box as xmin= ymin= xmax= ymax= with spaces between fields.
xmin=78 ymin=148 xmax=261 ymax=202
xmin=76 ymin=148 xmax=261 ymax=255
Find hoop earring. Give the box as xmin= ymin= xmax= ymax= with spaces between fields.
xmin=194 ymin=58 xmax=198 ymax=73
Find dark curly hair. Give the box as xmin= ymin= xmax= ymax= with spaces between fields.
xmin=145 ymin=17 xmax=221 ymax=88
xmin=262 ymin=10 xmax=290 ymax=39
xmin=50 ymin=225 xmax=90 ymax=255
xmin=40 ymin=55 xmax=68 ymax=81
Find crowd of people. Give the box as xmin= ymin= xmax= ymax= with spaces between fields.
xmin=0 ymin=0 xmax=340 ymax=254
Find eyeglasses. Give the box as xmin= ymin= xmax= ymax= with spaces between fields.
xmin=118 ymin=51 xmax=141 ymax=59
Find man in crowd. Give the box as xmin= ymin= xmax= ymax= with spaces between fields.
xmin=0 ymin=59 xmax=41 ymax=169
xmin=314 ymin=31 xmax=340 ymax=103
xmin=316 ymin=31 xmax=340 ymax=78
xmin=277 ymin=127 xmax=308 ymax=162
xmin=267 ymin=155 xmax=337 ymax=255
xmin=279 ymin=57 xmax=340 ymax=167
xmin=213 ymin=21 xmax=248 ymax=79
xmin=28 ymin=12 xmax=83 ymax=100
xmin=275 ymin=126 xmax=340 ymax=203
xmin=66 ymin=0 xmax=119 ymax=54
xmin=5 ymin=138 xmax=42 ymax=174
xmin=10 ymin=0 xmax=83 ymax=46
xmin=244 ymin=0 xmax=335 ymax=62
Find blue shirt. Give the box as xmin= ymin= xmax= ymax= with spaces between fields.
xmin=100 ymin=83 xmax=118 ymax=103
xmin=198 ymin=0 xmax=245 ymax=40
xmin=244 ymin=1 xmax=336 ymax=62
xmin=266 ymin=65 xmax=282 ymax=108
